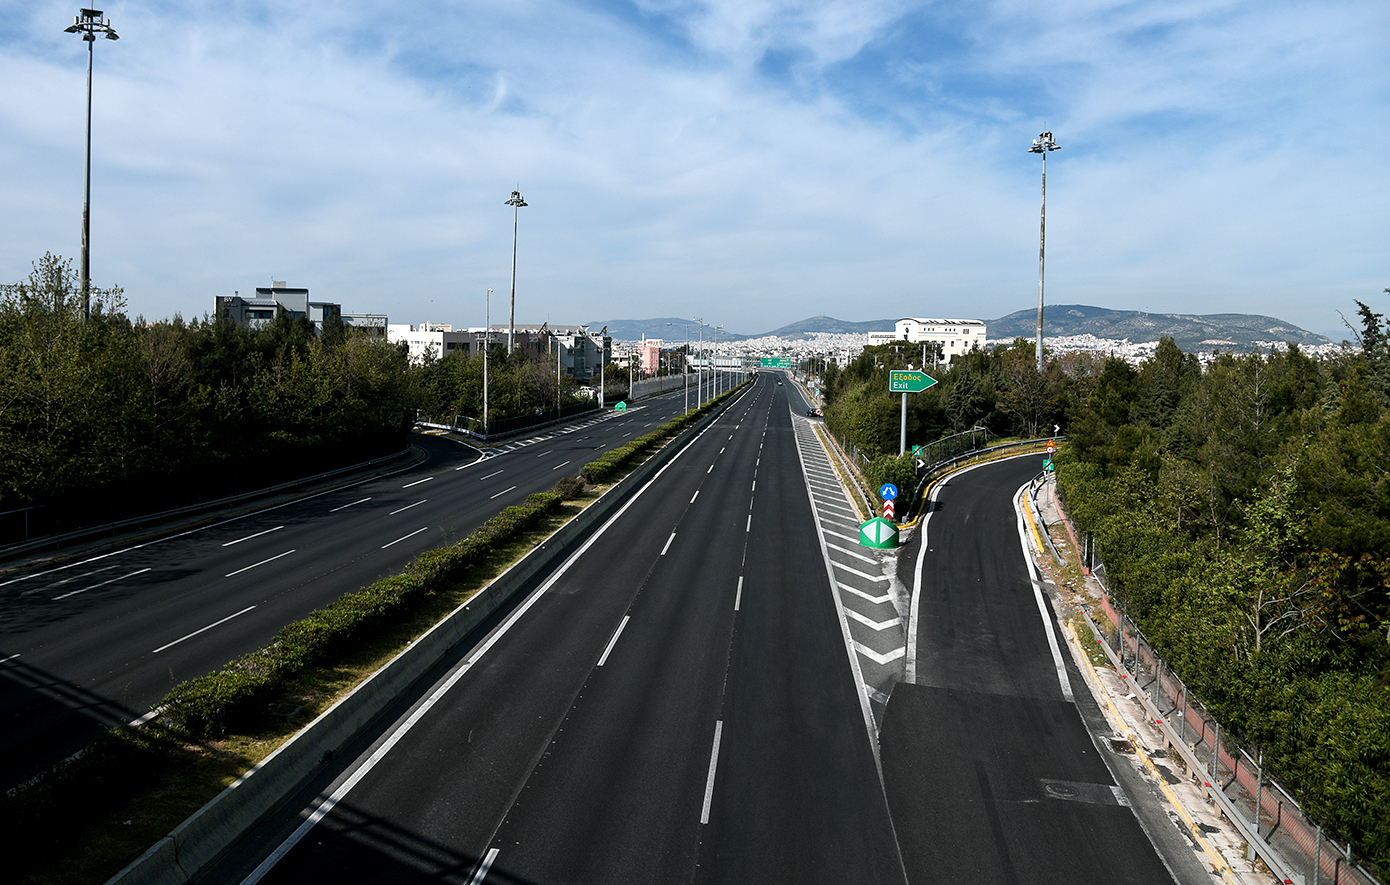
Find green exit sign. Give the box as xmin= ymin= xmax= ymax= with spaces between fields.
xmin=760 ymin=357 xmax=791 ymax=368
xmin=889 ymin=370 xmax=937 ymax=393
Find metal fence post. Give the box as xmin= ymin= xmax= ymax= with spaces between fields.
xmin=1212 ymin=722 xmax=1221 ymax=781
xmin=1313 ymin=824 xmax=1322 ymax=885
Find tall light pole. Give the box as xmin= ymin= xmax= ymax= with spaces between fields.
xmin=1028 ymin=130 xmax=1059 ymax=374
xmin=667 ymin=321 xmax=698 ymax=414
xmin=505 ymin=188 xmax=527 ymax=352
xmin=484 ymin=287 xmax=492 ymax=437
xmin=65 ymin=8 xmax=118 ymax=322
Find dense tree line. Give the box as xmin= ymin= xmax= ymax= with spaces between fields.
xmin=1057 ymin=320 xmax=1390 ymax=871
xmin=0 ymin=256 xmax=410 ymax=528
xmin=822 ymin=311 xmax=1390 ymax=869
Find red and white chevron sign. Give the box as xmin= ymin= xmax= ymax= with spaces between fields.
xmin=883 ymin=500 xmax=895 ymax=519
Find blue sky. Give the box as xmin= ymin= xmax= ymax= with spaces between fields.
xmin=2 ymin=0 xmax=1386 ymax=337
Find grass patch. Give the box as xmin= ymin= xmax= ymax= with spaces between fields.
xmin=1070 ymin=614 xmax=1112 ymax=670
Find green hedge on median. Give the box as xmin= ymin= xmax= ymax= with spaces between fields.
xmin=159 ymin=381 xmax=749 ymax=739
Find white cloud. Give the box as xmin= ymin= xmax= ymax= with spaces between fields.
xmin=0 ymin=0 xmax=1385 ymax=336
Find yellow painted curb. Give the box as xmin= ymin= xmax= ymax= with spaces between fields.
xmin=1064 ymin=620 xmax=1242 ymax=885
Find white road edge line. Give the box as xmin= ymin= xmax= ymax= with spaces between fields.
xmin=240 ymin=391 xmax=743 ymax=883
xmin=1014 ymin=482 xmax=1074 ymax=702
xmin=222 ymin=525 xmax=284 ymax=547
xmin=382 ymin=528 xmax=429 ymax=549
xmin=597 ymin=615 xmax=630 ymax=666
xmin=153 ymin=605 xmax=256 ymax=654
xmin=225 ymin=550 xmax=295 ymax=578
xmin=53 ymin=567 xmax=152 ymax=600
xmin=701 ymin=720 xmax=723 ymax=824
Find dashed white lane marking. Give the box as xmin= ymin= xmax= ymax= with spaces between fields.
xmin=597 ymin=615 xmax=630 ymax=667
xmin=468 ymin=848 xmax=500 ymax=885
xmin=489 ymin=485 xmax=518 ymax=499
xmin=661 ymin=533 xmax=676 ymax=555
xmin=480 ymin=469 xmax=504 ymax=480
xmin=330 ymin=497 xmax=371 ymax=512
xmin=389 ymin=500 xmax=427 ymax=515
xmin=0 ymin=653 xmax=19 ymax=664
xmin=225 ymin=550 xmax=295 ymax=578
xmin=402 ymin=476 xmax=433 ymax=488
xmin=153 ymin=605 xmax=256 ymax=654
xmin=223 ymin=526 xmax=284 ymax=546
xmin=52 ymin=567 xmax=152 ymax=600
xmin=382 ymin=528 xmax=428 ymax=549
xmin=854 ymin=641 xmax=906 ymax=665
xmin=551 ymin=460 xmax=571 ymax=471
xmin=735 ymin=576 xmax=743 ymax=611
xmin=701 ymin=720 xmax=724 ymax=825
xmin=690 ymin=490 xmax=699 ymax=503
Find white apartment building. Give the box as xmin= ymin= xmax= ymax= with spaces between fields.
xmin=892 ymin=318 xmax=987 ymax=361
xmin=387 ymin=322 xmax=474 ymax=363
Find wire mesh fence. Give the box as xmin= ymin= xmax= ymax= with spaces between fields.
xmin=1087 ymin=583 xmax=1381 ymax=885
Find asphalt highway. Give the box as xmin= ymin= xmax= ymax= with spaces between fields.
xmin=0 ymin=381 xmax=740 ymax=789
xmin=207 ymin=371 xmax=905 ymax=885
xmin=883 ymin=456 xmax=1197 ymax=884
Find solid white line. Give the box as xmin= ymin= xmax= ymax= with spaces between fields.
xmin=389 ymin=500 xmax=427 ymax=515
xmin=1015 ymin=484 xmax=1074 ymax=702
xmin=222 ymin=525 xmax=284 ymax=547
xmin=225 ymin=550 xmax=294 ymax=578
xmin=468 ymin=849 xmax=500 ymax=885
xmin=330 ymin=497 xmax=371 ymax=512
xmin=690 ymin=490 xmax=699 ymax=503
xmin=153 ymin=605 xmax=256 ymax=654
xmin=53 ymin=567 xmax=152 ymax=600
xmin=382 ymin=527 xmax=429 ymax=549
xmin=701 ymin=720 xmax=723 ymax=824
xmin=661 ymin=533 xmax=676 ymax=555
xmin=490 ymin=485 xmax=518 ymax=499
xmin=597 ymin=615 xmax=630 ymax=666
xmin=240 ymin=381 xmax=746 ymax=884
xmin=480 ymin=469 xmax=504 ymax=480
xmin=402 ymin=476 xmax=433 ymax=488
xmin=551 ymin=460 xmax=571 ymax=471
xmin=735 ymin=576 xmax=743 ymax=611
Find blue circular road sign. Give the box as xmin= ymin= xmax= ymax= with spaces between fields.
xmin=879 ymin=483 xmax=899 ymax=501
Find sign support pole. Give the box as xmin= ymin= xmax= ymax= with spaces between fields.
xmin=900 ymin=392 xmax=908 ymax=456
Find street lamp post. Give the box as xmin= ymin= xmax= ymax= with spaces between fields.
xmin=505 ymin=188 xmax=527 ymax=352
xmin=667 ymin=321 xmax=699 ymax=414
xmin=65 ymin=8 xmax=118 ymax=322
xmin=484 ymin=287 xmax=492 ymax=436
xmin=1028 ymin=130 xmax=1059 ymax=374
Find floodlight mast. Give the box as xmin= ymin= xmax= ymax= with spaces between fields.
xmin=65 ymin=8 xmax=119 ymax=322
xmin=1028 ymin=130 xmax=1059 ymax=374
xmin=505 ymin=188 xmax=527 ymax=352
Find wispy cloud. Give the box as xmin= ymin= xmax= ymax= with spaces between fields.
xmin=1 ymin=0 xmax=1384 ymax=335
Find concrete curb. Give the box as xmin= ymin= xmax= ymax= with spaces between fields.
xmin=104 ymin=394 xmax=740 ymax=885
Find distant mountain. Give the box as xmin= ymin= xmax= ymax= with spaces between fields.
xmin=756 ymin=316 xmax=898 ymax=338
xmin=584 ymin=318 xmax=745 ymax=343
xmin=987 ymin=305 xmax=1331 ymax=352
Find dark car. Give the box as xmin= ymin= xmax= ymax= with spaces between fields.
xmin=806 ymin=407 xmax=822 ymax=417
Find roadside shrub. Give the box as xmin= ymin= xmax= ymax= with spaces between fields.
xmin=553 ymin=475 xmax=586 ymax=499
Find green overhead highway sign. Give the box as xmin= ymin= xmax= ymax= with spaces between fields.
xmin=859 ymin=517 xmax=899 ymax=549
xmin=889 ymin=370 xmax=937 ymax=393
xmin=760 ymin=357 xmax=791 ymax=368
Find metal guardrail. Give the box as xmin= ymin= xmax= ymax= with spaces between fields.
xmin=1081 ymin=574 xmax=1381 ymax=885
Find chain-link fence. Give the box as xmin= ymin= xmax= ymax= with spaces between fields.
xmin=1085 ymin=581 xmax=1381 ymax=885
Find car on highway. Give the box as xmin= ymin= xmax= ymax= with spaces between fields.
xmin=806 ymin=407 xmax=822 ymax=417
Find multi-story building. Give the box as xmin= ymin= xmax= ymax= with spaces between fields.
xmin=387 ymin=322 xmax=475 ymax=363
xmin=215 ymin=282 xmax=386 ymax=335
xmin=891 ymin=318 xmax=987 ymax=362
